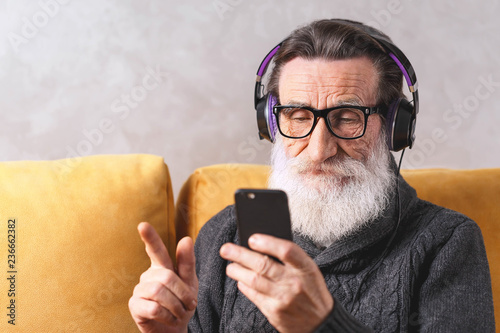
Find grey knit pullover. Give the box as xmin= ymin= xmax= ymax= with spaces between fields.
xmin=189 ymin=175 xmax=495 ymax=332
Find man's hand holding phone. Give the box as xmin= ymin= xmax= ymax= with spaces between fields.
xmin=220 ymin=189 xmax=334 ymax=333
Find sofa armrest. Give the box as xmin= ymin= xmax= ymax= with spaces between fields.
xmin=0 ymin=154 xmax=175 ymax=332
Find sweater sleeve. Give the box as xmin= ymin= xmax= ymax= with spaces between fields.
xmin=188 ymin=206 xmax=237 ymax=333
xmin=314 ymin=300 xmax=373 ymax=333
xmin=412 ymin=219 xmax=495 ymax=333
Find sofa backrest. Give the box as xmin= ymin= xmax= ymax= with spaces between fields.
xmin=175 ymin=164 xmax=500 ymax=325
xmin=0 ymin=154 xmax=175 ymax=332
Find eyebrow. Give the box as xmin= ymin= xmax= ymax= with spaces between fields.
xmin=336 ymin=98 xmax=362 ymax=107
xmin=285 ymin=100 xmax=310 ymax=107
xmin=284 ymin=98 xmax=363 ymax=108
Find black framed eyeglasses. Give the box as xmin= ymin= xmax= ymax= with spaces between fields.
xmin=273 ymin=105 xmax=384 ymax=140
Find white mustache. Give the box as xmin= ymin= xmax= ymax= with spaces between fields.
xmin=288 ymin=155 xmax=367 ymax=178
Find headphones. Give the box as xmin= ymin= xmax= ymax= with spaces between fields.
xmin=254 ymin=19 xmax=419 ymax=152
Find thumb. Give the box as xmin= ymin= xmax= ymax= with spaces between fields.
xmin=176 ymin=237 xmax=198 ymax=291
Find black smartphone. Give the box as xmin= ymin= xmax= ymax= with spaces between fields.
xmin=234 ymin=189 xmax=293 ymax=249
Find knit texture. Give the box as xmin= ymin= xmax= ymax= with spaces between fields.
xmin=189 ymin=175 xmax=495 ymax=332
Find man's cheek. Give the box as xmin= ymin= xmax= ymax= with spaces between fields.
xmin=283 ymin=138 xmax=307 ymax=158
xmin=342 ymin=141 xmax=370 ymax=161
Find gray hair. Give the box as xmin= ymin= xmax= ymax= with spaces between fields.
xmin=267 ymin=19 xmax=405 ymax=112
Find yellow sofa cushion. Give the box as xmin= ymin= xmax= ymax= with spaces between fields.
xmin=175 ymin=163 xmax=270 ymax=242
xmin=175 ymin=164 xmax=499 ymax=326
xmin=0 ymin=154 xmax=175 ymax=332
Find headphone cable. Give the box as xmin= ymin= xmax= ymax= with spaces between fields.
xmin=348 ymin=148 xmax=405 ymax=313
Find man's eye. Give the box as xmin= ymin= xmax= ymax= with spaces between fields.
xmin=291 ymin=114 xmax=311 ymax=121
xmin=333 ymin=109 xmax=362 ymax=123
xmin=283 ymin=108 xmax=311 ymax=118
xmin=339 ymin=117 xmax=356 ymax=123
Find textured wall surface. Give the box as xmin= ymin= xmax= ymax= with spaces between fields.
xmin=0 ymin=0 xmax=499 ymax=196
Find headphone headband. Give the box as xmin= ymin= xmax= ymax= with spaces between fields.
xmin=255 ymin=44 xmax=281 ymax=108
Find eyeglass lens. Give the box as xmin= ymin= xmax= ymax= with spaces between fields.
xmin=278 ymin=107 xmax=365 ymax=138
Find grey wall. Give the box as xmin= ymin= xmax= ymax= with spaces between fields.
xmin=1 ymin=0 xmax=499 ymax=197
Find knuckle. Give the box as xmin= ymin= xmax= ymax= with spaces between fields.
xmin=171 ymin=301 xmax=186 ymax=318
xmin=160 ymin=269 xmax=177 ymax=286
xmin=128 ymin=296 xmax=137 ymax=312
xmin=139 ymin=270 xmax=150 ymax=283
xmin=280 ymin=244 xmax=295 ymax=261
xmin=257 ymin=255 xmax=272 ymax=275
xmin=147 ymin=301 xmax=164 ymax=319
xmin=181 ymin=288 xmax=196 ymax=304
xmin=249 ymin=271 xmax=260 ymax=289
xmin=281 ymin=293 xmax=295 ymax=308
xmin=148 ymin=282 xmax=165 ymax=298
xmin=139 ymin=267 xmax=158 ymax=283
xmin=132 ymin=283 xmax=142 ymax=296
xmin=290 ymin=277 xmax=305 ymax=294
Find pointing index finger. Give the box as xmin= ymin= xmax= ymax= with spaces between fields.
xmin=138 ymin=222 xmax=174 ymax=270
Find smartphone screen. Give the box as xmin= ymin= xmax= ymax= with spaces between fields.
xmin=234 ymin=189 xmax=293 ymax=249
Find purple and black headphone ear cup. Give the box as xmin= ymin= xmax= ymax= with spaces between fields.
xmin=256 ymin=95 xmax=268 ymax=141
xmin=256 ymin=93 xmax=278 ymax=142
xmin=385 ymin=98 xmax=400 ymax=151
xmin=267 ymin=94 xmax=278 ymax=142
xmin=386 ymin=98 xmax=416 ymax=151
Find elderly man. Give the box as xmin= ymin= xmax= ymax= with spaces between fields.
xmin=129 ymin=19 xmax=495 ymax=332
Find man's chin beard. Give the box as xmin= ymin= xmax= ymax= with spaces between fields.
xmin=268 ymin=134 xmax=395 ymax=248
xmin=292 ymin=172 xmax=352 ymax=195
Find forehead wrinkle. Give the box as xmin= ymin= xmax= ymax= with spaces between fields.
xmin=285 ymin=76 xmax=375 ymax=98
xmin=285 ymin=84 xmax=367 ymax=106
xmin=284 ymin=93 xmax=364 ymax=108
xmin=285 ymin=73 xmax=371 ymax=86
xmin=279 ymin=57 xmax=379 ymax=107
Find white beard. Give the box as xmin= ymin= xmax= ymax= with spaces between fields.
xmin=268 ymin=133 xmax=396 ymax=248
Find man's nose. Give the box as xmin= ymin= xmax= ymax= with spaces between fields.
xmin=306 ymin=118 xmax=339 ymax=164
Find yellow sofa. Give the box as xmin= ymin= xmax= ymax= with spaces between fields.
xmin=1 ymin=156 xmax=497 ymax=331
xmin=175 ymin=163 xmax=499 ymax=329
xmin=0 ymin=154 xmax=176 ymax=332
